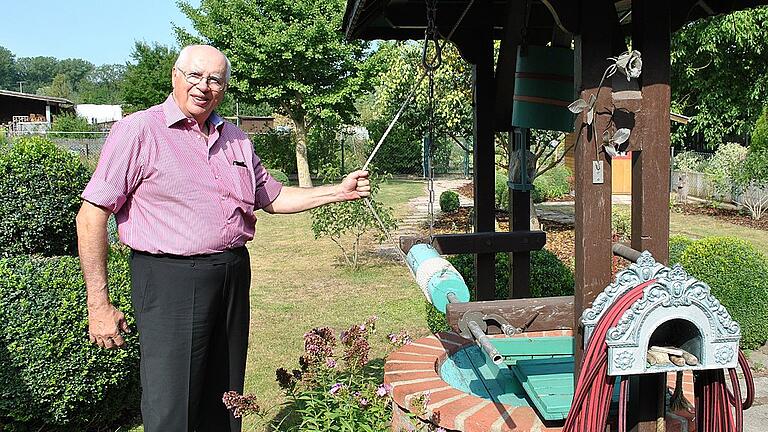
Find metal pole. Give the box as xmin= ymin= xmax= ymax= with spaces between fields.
xmin=341 ymin=130 xmax=346 ymax=174
xmin=467 ymin=320 xmax=504 ymax=365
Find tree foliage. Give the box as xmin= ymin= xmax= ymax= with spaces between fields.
xmin=177 ymin=0 xmax=373 ymax=187
xmin=0 ymin=45 xmax=17 ymax=90
xmin=121 ymin=41 xmax=177 ymax=112
xmin=309 ymin=169 xmax=397 ymax=270
xmin=671 ymin=6 xmax=768 ymax=147
xmin=78 ymin=64 xmax=126 ymax=104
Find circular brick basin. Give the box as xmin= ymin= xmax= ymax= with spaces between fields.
xmin=384 ymin=331 xmax=696 ymax=432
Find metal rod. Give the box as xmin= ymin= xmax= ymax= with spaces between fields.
xmin=612 ymin=243 xmax=642 ymax=263
xmin=467 ymin=320 xmax=504 ymax=365
xmin=446 ymin=292 xmax=460 ymax=304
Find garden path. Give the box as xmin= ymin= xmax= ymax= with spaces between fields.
xmin=376 ymin=177 xmax=472 ymax=257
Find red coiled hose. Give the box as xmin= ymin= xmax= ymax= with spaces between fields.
xmin=564 ymin=279 xmax=756 ymax=432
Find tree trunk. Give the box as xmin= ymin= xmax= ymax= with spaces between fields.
xmin=292 ymin=116 xmax=313 ymax=187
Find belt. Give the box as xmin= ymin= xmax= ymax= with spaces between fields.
xmin=132 ymin=247 xmax=245 ymax=260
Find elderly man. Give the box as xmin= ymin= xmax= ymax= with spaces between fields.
xmin=76 ymin=45 xmax=369 ymax=431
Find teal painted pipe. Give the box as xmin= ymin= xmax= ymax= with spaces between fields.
xmin=406 ymin=244 xmax=470 ymax=313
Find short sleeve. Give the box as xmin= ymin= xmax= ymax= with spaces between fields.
xmin=251 ymin=153 xmax=283 ymax=210
xmin=81 ymin=116 xmax=148 ymax=213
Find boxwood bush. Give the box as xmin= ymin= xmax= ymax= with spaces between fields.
xmin=0 ymin=136 xmax=91 ymax=257
xmin=678 ymin=237 xmax=768 ymax=350
xmin=669 ymin=235 xmax=694 ymax=265
xmin=439 ymin=190 xmax=460 ymax=213
xmin=0 ymin=250 xmax=140 ymax=429
xmin=426 ymin=250 xmax=574 ymax=333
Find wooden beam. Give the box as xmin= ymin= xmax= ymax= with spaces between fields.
xmin=631 ymin=0 xmax=671 ymax=266
xmin=459 ymin=1 xmax=497 ymax=301
xmin=493 ymin=0 xmax=525 ymax=131
xmin=432 ymin=231 xmax=546 ymax=255
xmin=629 ymin=2 xmax=672 ymax=431
xmin=573 ymin=0 xmax=621 ymax=378
xmin=446 ymin=296 xmax=574 ymax=334
xmin=510 ymin=128 xmax=532 ymax=298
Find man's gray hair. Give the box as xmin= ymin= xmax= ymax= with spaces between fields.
xmin=175 ymin=45 xmax=231 ymax=82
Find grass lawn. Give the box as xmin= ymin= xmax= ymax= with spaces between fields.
xmin=127 ymin=179 xmax=430 ymax=432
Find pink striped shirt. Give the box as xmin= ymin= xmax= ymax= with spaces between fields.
xmin=82 ymin=96 xmax=283 ymax=255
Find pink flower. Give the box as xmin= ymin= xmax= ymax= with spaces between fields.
xmin=376 ymin=383 xmax=392 ymax=397
xmin=329 ymin=382 xmax=344 ymax=395
xmin=326 ymin=358 xmax=337 ymax=369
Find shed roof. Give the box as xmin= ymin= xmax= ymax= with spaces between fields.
xmin=0 ymin=89 xmax=74 ymax=106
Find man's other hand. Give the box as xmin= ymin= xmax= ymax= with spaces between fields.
xmin=339 ymin=170 xmax=371 ymax=200
xmin=88 ymin=303 xmax=131 ymax=349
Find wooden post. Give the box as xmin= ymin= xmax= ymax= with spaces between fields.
xmin=630 ymin=1 xmax=672 ymax=431
xmin=455 ymin=1 xmax=497 ymax=301
xmin=510 ymin=128 xmax=532 ymax=298
xmin=572 ymin=0 xmax=618 ymax=376
xmin=631 ymin=0 xmax=671 ymax=265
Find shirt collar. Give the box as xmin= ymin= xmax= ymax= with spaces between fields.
xmin=162 ymin=94 xmax=224 ymax=130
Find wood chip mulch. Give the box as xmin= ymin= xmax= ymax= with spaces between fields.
xmin=675 ymin=203 xmax=768 ymax=231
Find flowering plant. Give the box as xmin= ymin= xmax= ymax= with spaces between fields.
xmin=272 ymin=316 xmax=393 ymax=431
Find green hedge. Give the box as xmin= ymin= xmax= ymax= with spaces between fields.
xmin=669 ymin=235 xmax=694 ymax=266
xmin=678 ymin=237 xmax=768 ymax=350
xmin=425 ymin=250 xmax=574 ymax=333
xmin=0 ymin=136 xmax=91 ymax=257
xmin=268 ymin=168 xmax=290 ymax=185
xmin=532 ymin=165 xmax=572 ymax=204
xmin=0 ymin=250 xmax=140 ymax=429
xmin=439 ymin=190 xmax=460 ymax=213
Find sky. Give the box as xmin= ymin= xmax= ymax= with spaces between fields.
xmin=0 ymin=0 xmax=200 ymax=66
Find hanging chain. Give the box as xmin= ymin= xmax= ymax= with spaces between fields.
xmin=423 ymin=0 xmax=440 ymax=242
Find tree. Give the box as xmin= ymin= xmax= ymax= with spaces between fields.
xmin=15 ymin=56 xmax=60 ymax=94
xmin=0 ymin=46 xmax=17 ymax=91
xmin=671 ymin=6 xmax=768 ymax=148
xmin=55 ymin=58 xmax=95 ymax=93
xmin=77 ymin=64 xmax=126 ymax=104
xmin=121 ymin=42 xmax=177 ymax=112
xmin=177 ymin=0 xmax=372 ymax=187
xmin=37 ymin=73 xmax=74 ymax=100
xmin=361 ymin=41 xmax=473 ymax=174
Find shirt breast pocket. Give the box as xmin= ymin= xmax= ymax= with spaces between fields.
xmin=234 ymin=165 xmax=255 ymax=206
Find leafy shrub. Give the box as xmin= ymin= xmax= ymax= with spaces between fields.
xmin=668 ymin=235 xmax=694 ymax=265
xmin=751 ymin=105 xmax=768 ymax=153
xmin=733 ymin=149 xmax=768 ymax=220
xmin=703 ymin=142 xmax=747 ymax=198
xmin=426 ymin=250 xmax=574 ymax=333
xmin=612 ymin=207 xmax=632 ymax=241
xmin=495 ymin=170 xmax=509 ymax=210
xmin=673 ymin=151 xmax=708 ymax=172
xmin=439 ymin=190 xmax=460 ymax=213
xmin=0 ymin=136 xmax=91 ymax=257
xmin=310 ymin=169 xmax=397 ymax=269
xmin=252 ymin=129 xmax=297 ymax=176
xmin=268 ymin=168 xmax=290 ymax=185
xmin=678 ymin=237 xmax=768 ymax=349
xmin=532 ymin=165 xmax=572 ymax=203
xmin=49 ymin=113 xmax=94 ymax=139
xmin=0 ymin=250 xmax=140 ymax=429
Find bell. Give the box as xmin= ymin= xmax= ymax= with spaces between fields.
xmin=511 ymin=45 xmax=575 ymax=132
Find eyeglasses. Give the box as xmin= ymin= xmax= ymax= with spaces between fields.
xmin=175 ymin=67 xmax=227 ymax=91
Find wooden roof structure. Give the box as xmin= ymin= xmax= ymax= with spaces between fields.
xmin=343 ymin=0 xmax=767 ymax=42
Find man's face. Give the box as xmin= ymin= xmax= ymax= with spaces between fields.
xmin=172 ymin=47 xmax=227 ymax=125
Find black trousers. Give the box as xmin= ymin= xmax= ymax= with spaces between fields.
xmin=130 ymin=247 xmax=250 ymax=432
